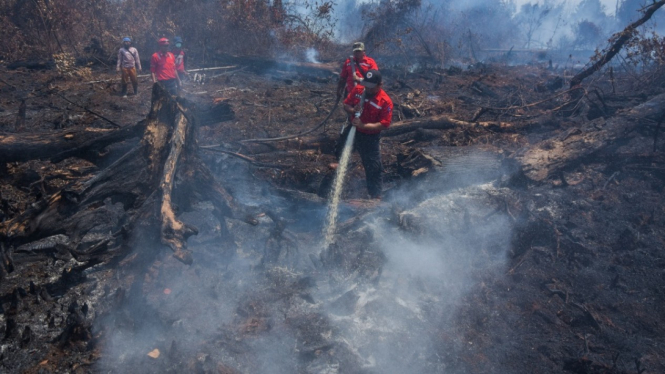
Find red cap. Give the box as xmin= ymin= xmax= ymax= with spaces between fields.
xmin=158 ymin=38 xmax=169 ymax=46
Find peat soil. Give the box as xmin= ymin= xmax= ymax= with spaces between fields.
xmin=1 ymin=58 xmax=665 ymax=374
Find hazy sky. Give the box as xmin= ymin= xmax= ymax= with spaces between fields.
xmin=512 ymin=0 xmax=620 ymax=15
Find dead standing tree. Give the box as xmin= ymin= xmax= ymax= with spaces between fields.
xmin=570 ymin=0 xmax=665 ymax=88
xmin=0 ymin=84 xmax=258 ymax=268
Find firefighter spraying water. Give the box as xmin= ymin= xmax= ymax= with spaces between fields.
xmin=323 ymin=68 xmax=393 ymax=246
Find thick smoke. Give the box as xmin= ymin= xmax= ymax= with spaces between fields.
xmin=331 ymin=0 xmax=665 ymax=65
xmin=94 ymin=133 xmax=517 ymax=374
xmin=312 ymin=153 xmax=515 ymax=373
xmin=306 ymin=47 xmax=321 ymax=64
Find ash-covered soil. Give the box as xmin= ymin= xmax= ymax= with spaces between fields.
xmin=1 ymin=59 xmax=664 ymax=374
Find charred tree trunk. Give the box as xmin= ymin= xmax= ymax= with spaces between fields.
xmin=1 ymin=84 xmax=257 ymax=266
xmin=0 ymin=121 xmax=145 ymax=163
xmin=517 ymin=93 xmax=665 ymax=181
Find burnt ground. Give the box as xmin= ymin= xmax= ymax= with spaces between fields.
xmin=1 ymin=57 xmax=665 ymax=374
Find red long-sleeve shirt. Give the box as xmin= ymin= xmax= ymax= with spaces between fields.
xmin=343 ymin=85 xmax=393 ymax=134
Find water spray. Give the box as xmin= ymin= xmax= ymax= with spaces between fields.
xmin=323 ymin=90 xmax=366 ymax=248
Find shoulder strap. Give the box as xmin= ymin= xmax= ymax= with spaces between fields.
xmin=121 ymin=48 xmax=132 ymax=63
xmin=354 ymin=58 xmax=366 ymax=80
xmin=125 ymin=48 xmax=137 ymax=61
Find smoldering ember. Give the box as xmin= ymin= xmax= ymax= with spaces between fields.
xmin=2 ymin=1 xmax=665 ymax=373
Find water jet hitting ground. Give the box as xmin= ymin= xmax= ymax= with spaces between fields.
xmin=323 ymin=90 xmax=365 ymax=248
xmin=323 ymin=126 xmax=356 ymax=248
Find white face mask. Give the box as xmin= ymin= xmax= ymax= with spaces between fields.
xmin=175 ymin=43 xmax=182 ymax=48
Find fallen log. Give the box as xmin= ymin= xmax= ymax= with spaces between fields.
xmin=517 ymin=93 xmax=665 ymax=182
xmin=78 ymin=65 xmax=238 ymax=85
xmin=1 ymin=83 xmax=258 ymax=265
xmin=211 ymin=53 xmax=339 ymax=77
xmin=383 ymin=115 xmax=511 ymax=137
xmin=158 ymin=109 xmax=198 ymax=264
xmin=239 ymin=115 xmax=512 ymax=152
xmin=236 ymin=115 xmax=513 ymax=158
xmin=0 ymin=121 xmax=145 ymax=164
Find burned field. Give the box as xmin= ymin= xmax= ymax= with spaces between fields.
xmin=1 ymin=56 xmax=665 ymax=374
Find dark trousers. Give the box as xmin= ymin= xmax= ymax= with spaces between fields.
xmin=335 ymin=125 xmax=383 ymax=198
xmin=159 ymin=79 xmax=178 ymax=96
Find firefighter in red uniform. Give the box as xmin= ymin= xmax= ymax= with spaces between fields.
xmin=150 ymin=38 xmax=181 ymax=95
xmin=336 ymin=42 xmax=378 ymax=99
xmin=338 ymin=69 xmax=393 ymax=199
xmin=172 ymin=36 xmax=188 ymax=82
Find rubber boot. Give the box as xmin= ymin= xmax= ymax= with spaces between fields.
xmin=121 ymin=85 xmax=127 ymax=97
xmin=132 ymin=83 xmax=138 ymax=95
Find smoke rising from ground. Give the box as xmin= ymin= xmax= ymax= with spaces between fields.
xmin=306 ymin=48 xmax=321 ymax=64
xmin=94 ymin=142 xmax=517 ymax=373
xmin=313 ymin=154 xmax=515 ymax=373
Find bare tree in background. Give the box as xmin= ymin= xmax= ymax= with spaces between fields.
xmin=518 ymin=3 xmax=552 ymax=49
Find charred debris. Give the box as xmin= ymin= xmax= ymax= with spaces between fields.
xmin=2 ymin=5 xmax=665 ymax=374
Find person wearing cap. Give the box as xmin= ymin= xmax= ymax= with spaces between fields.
xmin=172 ymin=36 xmax=188 ymax=81
xmin=150 ymin=38 xmax=181 ymax=95
xmin=337 ymin=69 xmax=393 ymax=199
xmin=336 ymin=42 xmax=378 ymax=99
xmin=116 ymin=37 xmax=141 ymax=97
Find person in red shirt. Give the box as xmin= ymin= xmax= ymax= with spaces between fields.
xmin=150 ymin=38 xmax=181 ymax=95
xmin=172 ymin=36 xmax=188 ymax=82
xmin=336 ymin=42 xmax=378 ymax=99
xmin=335 ymin=69 xmax=393 ymax=199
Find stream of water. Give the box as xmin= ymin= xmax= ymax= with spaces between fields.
xmin=323 ymin=125 xmax=356 ymax=247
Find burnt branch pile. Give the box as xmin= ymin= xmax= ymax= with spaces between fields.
xmin=0 ymin=84 xmax=258 ymax=270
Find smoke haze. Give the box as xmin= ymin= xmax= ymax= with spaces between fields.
xmin=94 ymin=143 xmax=518 ymax=373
